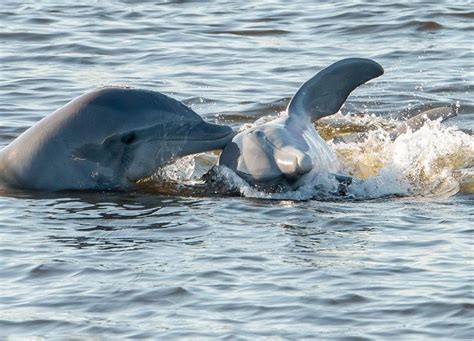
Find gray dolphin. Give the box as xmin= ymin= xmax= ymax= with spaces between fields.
xmin=218 ymin=58 xmax=384 ymax=191
xmin=0 ymin=88 xmax=234 ymax=191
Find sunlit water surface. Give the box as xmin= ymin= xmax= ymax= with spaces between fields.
xmin=1 ymin=0 xmax=473 ymax=339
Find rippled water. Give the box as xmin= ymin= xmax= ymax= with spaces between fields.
xmin=1 ymin=0 xmax=473 ymax=339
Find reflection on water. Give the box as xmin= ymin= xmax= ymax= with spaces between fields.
xmin=1 ymin=0 xmax=473 ymax=339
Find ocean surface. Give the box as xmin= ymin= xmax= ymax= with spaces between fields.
xmin=1 ymin=0 xmax=473 ymax=339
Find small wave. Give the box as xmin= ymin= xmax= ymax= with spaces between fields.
xmin=205 ymin=29 xmax=289 ymax=37
xmin=339 ymin=20 xmax=444 ymax=35
xmin=26 ymin=17 xmax=57 ymax=24
xmin=446 ymin=11 xmax=474 ymax=19
xmin=1 ymin=31 xmax=68 ymax=42
xmin=415 ymin=20 xmax=444 ymax=31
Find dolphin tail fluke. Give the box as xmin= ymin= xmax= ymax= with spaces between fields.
xmin=287 ymin=58 xmax=384 ymax=121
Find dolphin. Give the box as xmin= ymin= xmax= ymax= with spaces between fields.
xmin=0 ymin=87 xmax=235 ymax=191
xmin=218 ymin=58 xmax=384 ymax=192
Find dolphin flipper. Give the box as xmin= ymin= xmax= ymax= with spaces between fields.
xmin=287 ymin=58 xmax=384 ymax=121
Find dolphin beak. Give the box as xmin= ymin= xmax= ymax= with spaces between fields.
xmin=176 ymin=122 xmax=235 ymax=154
xmin=189 ymin=122 xmax=235 ymax=143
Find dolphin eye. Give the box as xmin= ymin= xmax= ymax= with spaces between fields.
xmin=121 ymin=132 xmax=136 ymax=145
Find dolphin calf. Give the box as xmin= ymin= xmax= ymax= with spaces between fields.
xmin=218 ymin=58 xmax=384 ymax=191
xmin=0 ymin=88 xmax=234 ymax=191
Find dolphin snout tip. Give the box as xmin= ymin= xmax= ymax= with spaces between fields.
xmin=214 ymin=123 xmax=235 ymax=138
xmin=190 ymin=122 xmax=236 ymax=150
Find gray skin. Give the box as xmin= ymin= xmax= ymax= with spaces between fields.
xmin=0 ymin=88 xmax=235 ymax=191
xmin=219 ymin=58 xmax=384 ymax=191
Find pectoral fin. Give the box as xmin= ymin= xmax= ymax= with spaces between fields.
xmin=287 ymin=58 xmax=384 ymax=121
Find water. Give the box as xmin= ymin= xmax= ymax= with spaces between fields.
xmin=1 ymin=0 xmax=473 ymax=339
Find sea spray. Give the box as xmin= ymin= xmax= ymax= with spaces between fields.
xmin=332 ymin=119 xmax=474 ymax=198
xmin=145 ymin=113 xmax=473 ymax=200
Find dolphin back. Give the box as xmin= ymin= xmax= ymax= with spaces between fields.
xmin=389 ymin=105 xmax=457 ymax=140
xmin=287 ymin=58 xmax=384 ymax=121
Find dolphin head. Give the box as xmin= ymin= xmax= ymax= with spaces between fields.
xmin=219 ymin=122 xmax=317 ymax=191
xmin=70 ymin=88 xmax=235 ymax=187
xmin=122 ymin=120 xmax=235 ymax=182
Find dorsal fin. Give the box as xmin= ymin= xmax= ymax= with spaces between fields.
xmin=287 ymin=58 xmax=384 ymax=121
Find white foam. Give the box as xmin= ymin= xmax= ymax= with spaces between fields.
xmin=333 ymin=119 xmax=474 ymax=198
xmin=151 ymin=114 xmax=473 ymax=200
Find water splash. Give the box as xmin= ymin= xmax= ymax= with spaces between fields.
xmin=204 ymin=165 xmax=342 ymax=201
xmin=331 ymin=118 xmax=474 ymax=198
xmin=142 ymin=112 xmax=473 ymax=200
xmin=153 ymin=153 xmax=217 ymax=182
